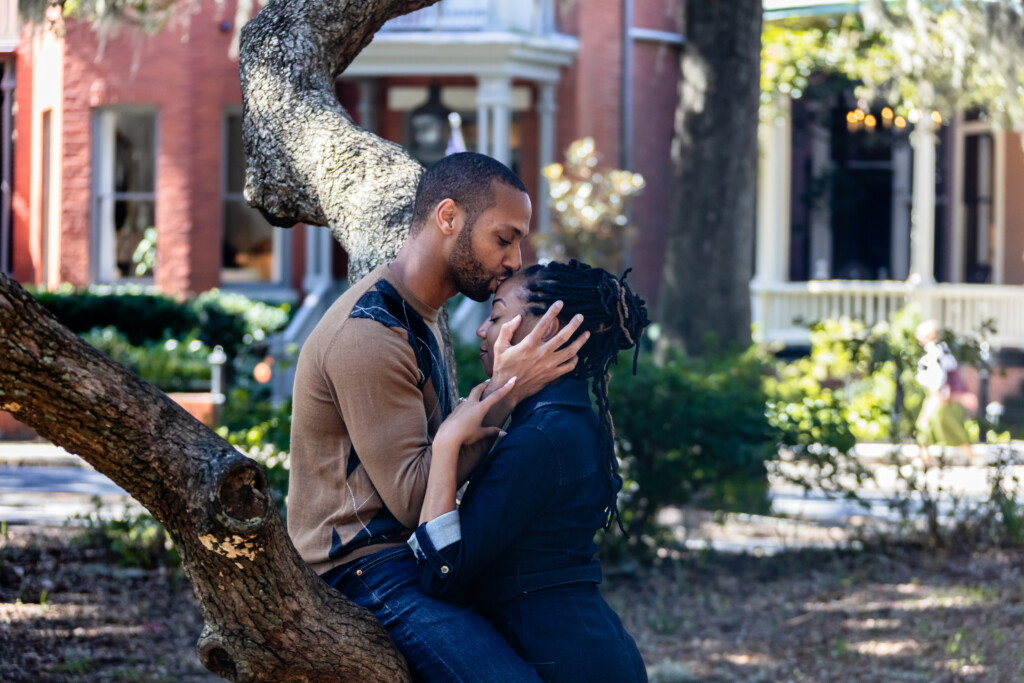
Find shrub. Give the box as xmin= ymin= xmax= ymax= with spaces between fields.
xmin=608 ymin=344 xmax=777 ymax=548
xmin=68 ymin=499 xmax=180 ymax=569
xmin=30 ymin=283 xmax=198 ymax=345
xmin=81 ymin=327 xmax=213 ymax=393
xmin=30 ymin=285 xmax=292 ymax=357
xmin=218 ymin=392 xmax=292 ymax=516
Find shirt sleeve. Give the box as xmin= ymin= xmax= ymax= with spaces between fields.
xmin=323 ymin=320 xmax=435 ymax=530
xmin=408 ymin=425 xmax=559 ymax=599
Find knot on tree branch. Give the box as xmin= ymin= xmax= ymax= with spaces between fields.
xmin=198 ymin=626 xmax=247 ymax=682
xmin=196 ymin=458 xmax=272 ymax=567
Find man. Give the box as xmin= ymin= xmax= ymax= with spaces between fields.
xmin=288 ymin=153 xmax=586 ymax=681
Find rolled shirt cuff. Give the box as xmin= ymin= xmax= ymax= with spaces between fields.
xmin=407 ymin=509 xmax=462 ymax=560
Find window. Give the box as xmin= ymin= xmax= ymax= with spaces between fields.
xmin=222 ymin=112 xmax=283 ymax=285
xmin=963 ymin=132 xmax=994 ymax=283
xmin=92 ymin=108 xmax=157 ymax=283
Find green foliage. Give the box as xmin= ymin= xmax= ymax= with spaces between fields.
xmin=194 ymin=290 xmax=291 ymax=356
xmin=131 ymin=226 xmax=157 ymax=277
xmin=217 ymin=392 xmax=292 ymax=516
xmin=30 ymin=284 xmax=198 ymax=346
xmin=81 ymin=327 xmax=212 ymax=392
xmin=609 ymin=343 xmax=776 ymax=548
xmin=766 ymin=306 xmax=1023 ymax=550
xmin=762 ymin=1 xmax=1024 ymax=127
xmin=454 ymin=339 xmax=489 ymax=398
xmin=30 ymin=285 xmax=291 ymax=356
xmin=535 ymin=138 xmax=645 ymax=274
xmin=68 ymin=498 xmax=180 ymax=569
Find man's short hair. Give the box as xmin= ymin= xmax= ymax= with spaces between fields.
xmin=410 ymin=152 xmax=527 ymax=234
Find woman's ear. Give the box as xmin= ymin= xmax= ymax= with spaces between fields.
xmin=540 ymin=317 xmax=562 ymax=342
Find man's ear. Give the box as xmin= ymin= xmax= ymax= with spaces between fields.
xmin=435 ymin=199 xmax=459 ymax=237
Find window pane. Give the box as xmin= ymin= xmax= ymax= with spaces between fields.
xmin=113 ymin=112 xmax=156 ymax=193
xmin=97 ymin=199 xmax=156 ymax=279
xmin=226 ymin=114 xmax=245 ymax=194
xmin=223 ymin=200 xmax=275 ymax=283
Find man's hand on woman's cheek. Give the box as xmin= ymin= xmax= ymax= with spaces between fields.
xmin=486 ymin=301 xmax=590 ymax=406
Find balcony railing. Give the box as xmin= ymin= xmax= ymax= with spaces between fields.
xmin=755 ymin=281 xmax=1024 ymax=348
xmin=382 ymin=0 xmax=557 ymax=35
xmin=0 ymin=0 xmax=18 ymax=51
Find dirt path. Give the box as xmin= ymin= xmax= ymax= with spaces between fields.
xmin=3 ymin=525 xmax=1023 ymax=682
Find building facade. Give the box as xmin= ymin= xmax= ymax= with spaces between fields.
xmin=7 ymin=0 xmax=683 ymax=312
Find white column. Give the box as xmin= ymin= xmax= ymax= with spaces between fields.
xmin=753 ymin=102 xmax=792 ymax=339
xmin=909 ymin=121 xmax=937 ymax=286
xmin=478 ymin=77 xmax=513 ymax=165
xmin=536 ymin=83 xmax=558 ymax=241
xmin=808 ymin=112 xmax=832 ymax=280
xmin=754 ymin=105 xmax=791 ymax=287
xmin=476 ymin=96 xmax=490 ymax=156
xmin=357 ymin=79 xmax=378 ymax=134
xmin=890 ymin=140 xmax=912 ymax=280
xmin=303 ymin=224 xmax=333 ymax=292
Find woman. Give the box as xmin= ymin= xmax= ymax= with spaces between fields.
xmin=408 ymin=260 xmax=649 ymax=682
xmin=914 ymin=319 xmax=975 ymax=464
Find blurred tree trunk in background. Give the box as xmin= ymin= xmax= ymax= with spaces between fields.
xmin=658 ymin=0 xmax=763 ymax=355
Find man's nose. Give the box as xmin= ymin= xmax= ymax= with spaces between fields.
xmin=504 ymin=246 xmax=522 ymax=273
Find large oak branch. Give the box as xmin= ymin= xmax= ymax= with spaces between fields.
xmin=239 ymin=0 xmax=438 ymax=280
xmin=0 ymin=272 xmax=410 ymax=681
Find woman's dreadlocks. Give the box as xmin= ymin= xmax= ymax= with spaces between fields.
xmin=518 ymin=260 xmax=650 ymax=534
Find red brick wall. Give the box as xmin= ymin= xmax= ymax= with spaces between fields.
xmin=44 ymin=0 xmax=247 ymax=295
xmin=628 ymin=0 xmax=682 ymax=306
xmin=564 ymin=0 xmax=624 ymax=167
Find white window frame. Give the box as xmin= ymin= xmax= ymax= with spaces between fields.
xmin=90 ymin=106 xmax=159 ymax=285
xmin=221 ymin=107 xmax=293 ymax=300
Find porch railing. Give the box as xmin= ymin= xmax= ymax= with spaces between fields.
xmin=382 ymin=0 xmax=557 ymax=35
xmin=0 ymin=0 xmax=18 ymax=51
xmin=754 ymin=281 xmax=1024 ymax=348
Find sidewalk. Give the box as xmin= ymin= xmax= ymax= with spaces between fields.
xmin=0 ymin=441 xmax=137 ymax=526
xmin=0 ymin=440 xmax=88 ymax=467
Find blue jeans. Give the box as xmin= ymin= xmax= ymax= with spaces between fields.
xmin=323 ymin=546 xmax=542 ymax=683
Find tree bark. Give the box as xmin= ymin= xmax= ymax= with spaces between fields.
xmin=239 ymin=0 xmax=436 ymax=281
xmin=658 ymin=0 xmax=762 ymax=355
xmin=0 ymin=0 xmax=459 ymax=680
xmin=239 ymin=0 xmax=458 ymax=383
xmin=0 ymin=274 xmax=408 ymax=681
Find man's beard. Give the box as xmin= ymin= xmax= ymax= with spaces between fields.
xmin=449 ymin=219 xmax=508 ymax=302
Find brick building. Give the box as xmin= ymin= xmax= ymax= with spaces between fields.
xmin=6 ymin=0 xmax=683 ymax=311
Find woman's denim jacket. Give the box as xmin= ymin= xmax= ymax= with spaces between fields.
xmin=408 ymin=379 xmax=609 ymax=608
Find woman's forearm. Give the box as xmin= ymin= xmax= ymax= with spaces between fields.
xmin=419 ymin=436 xmax=461 ymax=525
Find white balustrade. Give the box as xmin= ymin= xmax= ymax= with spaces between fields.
xmin=755 ymin=281 xmax=1024 ymax=347
xmin=0 ymin=0 xmax=18 ymax=50
xmin=381 ymin=0 xmax=556 ymax=34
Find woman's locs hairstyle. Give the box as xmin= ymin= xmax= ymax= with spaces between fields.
xmin=518 ymin=259 xmax=650 ymax=534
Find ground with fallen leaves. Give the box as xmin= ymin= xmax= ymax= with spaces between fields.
xmin=2 ymin=525 xmax=1022 ymax=682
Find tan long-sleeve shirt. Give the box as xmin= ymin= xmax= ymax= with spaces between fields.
xmin=287 ymin=264 xmax=454 ymax=575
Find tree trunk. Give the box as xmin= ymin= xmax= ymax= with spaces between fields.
xmin=240 ymin=0 xmax=458 ymax=382
xmin=0 ymin=0 xmax=455 ymax=680
xmin=0 ymin=274 xmax=407 ymax=681
xmin=658 ymin=0 xmax=762 ymax=355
